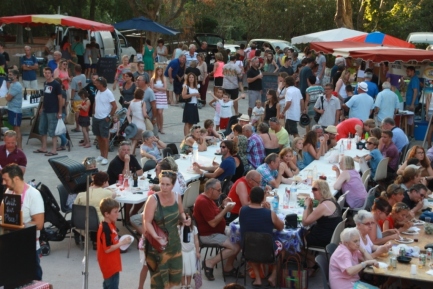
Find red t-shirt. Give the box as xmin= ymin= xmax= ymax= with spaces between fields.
xmin=336 ymin=118 xmax=363 ymax=141
xmin=227 ymin=177 xmax=252 ymax=215
xmin=97 ymin=221 xmax=122 ymax=279
xmin=378 ymin=215 xmax=395 ymax=230
xmin=193 ymin=194 xmax=225 ymax=236
xmin=79 ymin=99 xmax=90 ymax=117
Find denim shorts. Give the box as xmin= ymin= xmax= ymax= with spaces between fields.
xmin=8 ymin=110 xmax=22 ymax=126
xmin=39 ymin=112 xmax=58 ymax=137
xmin=103 ymin=272 xmax=119 ymax=289
xmin=92 ymin=117 xmax=110 ymax=138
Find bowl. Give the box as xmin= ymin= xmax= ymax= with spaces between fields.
xmin=396 ymin=256 xmax=412 ymax=264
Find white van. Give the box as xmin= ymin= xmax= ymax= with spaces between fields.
xmin=406 ymin=32 xmax=433 ymax=45
xmin=57 ymin=27 xmax=136 ymax=60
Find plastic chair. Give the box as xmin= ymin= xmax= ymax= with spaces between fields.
xmin=237 ymin=232 xmax=278 ymax=286
xmin=182 ymin=180 xmax=200 ymax=214
xmin=337 ymin=191 xmax=349 ymax=209
xmin=341 ymin=207 xmax=350 ymax=220
xmin=361 ymin=168 xmax=371 ymax=189
xmin=364 ymin=185 xmax=379 ymax=211
xmin=57 ymin=184 xmax=72 ymax=218
xmin=373 ymin=157 xmax=389 ymax=182
xmin=221 ymin=175 xmax=234 ymax=196
xmin=142 ymin=159 xmax=157 ymax=172
xmin=329 ymin=218 xmax=347 ymax=245
xmin=315 ymin=254 xmax=330 ymax=289
xmin=67 ymin=204 xmax=100 ymax=258
xmin=162 ymin=147 xmax=173 ymax=158
xmin=166 ymin=143 xmax=179 ymax=155
xmin=199 ymin=236 xmax=226 ymax=282
xmin=399 ymin=144 xmax=409 ymax=165
xmin=326 ymin=243 xmax=338 ymax=257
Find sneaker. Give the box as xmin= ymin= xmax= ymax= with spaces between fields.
xmin=96 ymin=156 xmax=104 ymax=162
xmin=101 ymin=158 xmax=108 ymax=165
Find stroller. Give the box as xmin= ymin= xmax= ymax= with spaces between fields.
xmin=38 ymin=184 xmax=72 ymax=256
xmin=106 ymin=107 xmax=129 ymax=152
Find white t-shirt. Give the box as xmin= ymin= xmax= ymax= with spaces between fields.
xmin=285 ymin=86 xmax=303 ymax=121
xmin=178 ymin=225 xmax=198 ymax=252
xmin=94 ymin=88 xmax=115 ymax=119
xmin=359 ymin=233 xmax=374 ymax=254
xmin=5 ymin=185 xmax=44 ymax=250
xmin=218 ymin=100 xmax=234 ymax=118
xmin=252 ymin=107 xmax=264 ymax=121
xmin=183 ymin=84 xmax=198 ymax=104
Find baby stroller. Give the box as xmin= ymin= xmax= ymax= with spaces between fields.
xmin=96 ymin=107 xmax=128 ymax=152
xmin=38 ymin=184 xmax=72 ymax=256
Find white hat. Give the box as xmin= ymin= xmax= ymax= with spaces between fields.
xmin=406 ymin=164 xmax=422 ymax=170
xmin=238 ymin=114 xmax=250 ymax=122
xmin=325 ymin=125 xmax=338 ymax=134
xmin=217 ymin=42 xmax=223 ymax=48
xmin=358 ymin=82 xmax=368 ymax=92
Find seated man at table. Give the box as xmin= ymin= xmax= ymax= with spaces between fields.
xmin=402 ymin=184 xmax=428 ymax=218
xmin=256 ymin=153 xmax=289 ymax=188
xmin=192 ymin=140 xmax=236 ymax=182
xmin=193 ymin=178 xmax=242 ymax=281
xmin=324 ymin=125 xmax=338 ymax=150
xmin=239 ymin=186 xmax=284 ymax=287
xmin=107 ymin=141 xmax=144 ymax=222
xmin=380 ymin=117 xmax=409 ymax=153
xmin=379 ymin=130 xmax=399 ymax=173
xmin=269 ymin=117 xmax=290 ymax=149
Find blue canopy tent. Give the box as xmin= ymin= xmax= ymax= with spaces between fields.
xmin=113 ymin=16 xmax=179 ymax=35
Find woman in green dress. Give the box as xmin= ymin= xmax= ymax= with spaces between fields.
xmin=143 ymin=39 xmax=155 ymax=76
xmin=144 ymin=170 xmax=190 ymax=289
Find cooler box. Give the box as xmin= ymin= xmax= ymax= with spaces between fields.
xmin=414 ymin=121 xmax=428 ymax=140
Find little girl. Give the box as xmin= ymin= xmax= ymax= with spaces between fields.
xmin=109 ymin=115 xmax=120 ymax=138
xmin=178 ymin=216 xmax=200 ymax=289
xmin=77 ymin=89 xmax=91 ymax=148
xmin=208 ymin=87 xmax=223 ymax=131
xmin=209 ymin=89 xmax=245 ymax=130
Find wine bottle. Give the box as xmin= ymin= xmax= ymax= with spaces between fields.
xmin=24 ymin=88 xmax=27 ymax=101
xmin=132 ymin=167 xmax=138 ymax=187
xmin=183 ymin=216 xmax=191 ymax=243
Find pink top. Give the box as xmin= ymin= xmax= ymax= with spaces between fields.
xmin=55 ymin=69 xmax=70 ymax=90
xmin=341 ymin=170 xmax=367 ymax=208
xmin=329 ymin=244 xmax=362 ymax=289
xmin=214 ymin=61 xmax=224 ymax=78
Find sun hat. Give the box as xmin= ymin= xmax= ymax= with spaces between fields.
xmin=358 ymin=82 xmax=369 ymax=92
xmin=238 ymin=114 xmax=250 ymax=122
xmin=124 ymin=123 xmax=138 ymax=139
xmin=325 ymin=125 xmax=338 ymax=134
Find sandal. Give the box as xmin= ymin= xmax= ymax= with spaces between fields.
xmin=202 ymin=260 xmax=215 ymax=281
xmin=266 ymin=281 xmax=276 ymax=288
xmin=44 ymin=152 xmax=58 ymax=156
xmin=56 ymin=147 xmax=66 ymax=151
xmin=33 ymin=149 xmax=47 ymax=154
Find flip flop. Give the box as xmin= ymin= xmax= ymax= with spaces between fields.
xmin=56 ymin=147 xmax=66 ymax=151
xmin=45 ymin=152 xmax=58 ymax=156
xmin=33 ymin=149 xmax=47 ymax=154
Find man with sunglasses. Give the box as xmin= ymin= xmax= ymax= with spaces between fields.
xmin=403 ymin=184 xmax=428 ymax=218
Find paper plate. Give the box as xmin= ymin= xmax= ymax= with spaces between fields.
xmin=377 ymin=262 xmax=388 ymax=269
xmin=119 ymin=235 xmax=134 ymax=250
xmin=395 ymin=238 xmax=414 ymax=244
xmin=412 ymin=220 xmax=425 ymax=226
xmin=401 ymin=231 xmax=419 ymax=235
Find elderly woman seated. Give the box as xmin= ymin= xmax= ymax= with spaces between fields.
xmin=329 ymin=227 xmax=380 ymax=289
xmin=180 ymin=125 xmax=207 ymax=154
xmin=333 ymin=155 xmax=367 ymax=208
xmin=140 ymin=130 xmax=166 ymax=162
xmin=257 ymin=123 xmax=280 ymax=155
xmin=239 ymin=187 xmax=284 ymax=287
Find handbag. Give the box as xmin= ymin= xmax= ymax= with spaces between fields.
xmin=313 ymin=96 xmax=324 ymax=123
xmin=193 ymin=258 xmax=202 ymax=289
xmin=144 ymin=117 xmax=153 ymax=131
xmin=145 ymin=194 xmax=168 ymax=254
xmin=181 ymin=87 xmax=192 ymax=103
xmin=65 ymin=106 xmax=75 ymax=125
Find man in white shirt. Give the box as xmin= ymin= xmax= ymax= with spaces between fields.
xmin=1 ymin=164 xmax=44 ymax=280
xmin=314 ymin=83 xmax=341 ymax=127
xmin=343 ymin=82 xmax=374 ymax=121
xmin=374 ymin=81 xmax=399 ymax=124
xmin=92 ymin=77 xmax=117 ymax=165
xmin=280 ymin=76 xmax=304 ymax=137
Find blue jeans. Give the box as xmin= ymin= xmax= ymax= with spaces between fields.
xmin=103 ymin=272 xmax=119 ymax=289
xmin=59 ymin=113 xmax=67 ymax=146
xmin=35 ymin=248 xmax=43 ymax=280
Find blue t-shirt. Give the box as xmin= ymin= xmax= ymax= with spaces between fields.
xmin=42 ymin=80 xmax=62 ymax=113
xmin=7 ymin=82 xmax=23 ymax=113
xmin=164 ymin=59 xmax=181 ymax=78
xmin=391 ymin=127 xmax=409 ymax=152
xmin=303 ymin=151 xmax=315 ymax=167
xmin=406 ymin=75 xmax=420 ymax=106
xmin=369 ymin=148 xmax=383 ymax=178
xmin=356 ymin=81 xmax=378 ymax=98
xmin=20 ymin=56 xmax=38 ymax=81
xmin=47 ymin=60 xmax=57 ymax=72
xmin=218 ymin=156 xmax=236 ymax=182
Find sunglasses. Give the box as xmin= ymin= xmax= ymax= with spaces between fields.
xmin=193 ymin=126 xmax=201 ymax=129
xmin=312 ymin=187 xmax=319 ymax=192
xmin=269 ymin=117 xmax=278 ymax=122
xmin=161 ymin=170 xmax=176 ymax=177
xmin=366 ymin=142 xmax=373 ymax=145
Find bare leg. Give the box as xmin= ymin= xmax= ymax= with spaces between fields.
xmin=51 ymin=136 xmax=58 ymax=154
xmin=251 ymin=263 xmax=262 ymax=286
xmin=83 ymin=127 xmax=90 ymax=147
xmin=13 ymin=126 xmax=22 ymax=150
xmin=184 ymin=123 xmax=192 ymax=136
xmin=205 ymin=239 xmax=240 ymax=271
xmin=234 ymin=101 xmax=239 ymax=115
xmin=166 ymin=90 xmax=171 ymax=104
xmin=248 ymin=107 xmax=252 ymax=118
xmin=157 ymin=109 xmax=164 ymax=132
xmin=138 ymin=265 xmax=148 ymax=289
xmin=98 ymin=136 xmax=109 ymax=158
xmin=40 ymin=135 xmax=48 ymax=152
xmin=74 ymin=110 xmax=80 ymax=131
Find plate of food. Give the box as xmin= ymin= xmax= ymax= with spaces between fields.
xmin=412 ymin=219 xmax=425 ymax=226
xmin=402 ymin=230 xmax=419 ymax=235
xmin=395 ymin=237 xmax=414 ymax=244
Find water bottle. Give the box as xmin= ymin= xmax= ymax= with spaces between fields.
xmin=312 ymin=165 xmax=317 ymax=181
xmin=339 ymin=141 xmax=344 ymax=153
xmin=192 ymin=141 xmax=199 ymax=163
xmin=290 ymin=183 xmax=297 ymax=208
xmin=283 ymin=187 xmax=290 ymax=209
xmin=271 ymin=196 xmax=279 ymax=213
xmin=306 ymin=170 xmax=313 ymax=185
xmin=183 ymin=216 xmax=191 ymax=243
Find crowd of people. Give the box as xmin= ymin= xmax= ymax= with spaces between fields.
xmin=1 ymin=36 xmax=432 ymax=289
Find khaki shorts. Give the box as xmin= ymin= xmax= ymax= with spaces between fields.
xmin=72 ymin=100 xmax=82 ymax=113
xmin=200 ymin=233 xmax=227 ymax=245
xmin=165 ymin=76 xmax=173 ymax=92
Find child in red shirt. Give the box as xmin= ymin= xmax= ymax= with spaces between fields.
xmin=97 ymin=198 xmax=131 ymax=289
xmin=78 ymin=88 xmax=91 ymax=148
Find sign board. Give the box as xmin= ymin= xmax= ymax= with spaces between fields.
xmin=97 ymin=57 xmax=117 ymax=83
xmin=260 ymin=73 xmax=279 ymax=103
xmin=3 ymin=194 xmax=21 ymax=227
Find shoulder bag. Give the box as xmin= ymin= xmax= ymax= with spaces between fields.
xmin=181 ymin=87 xmax=192 ymax=103
xmin=314 ymin=95 xmax=324 ymax=123
xmin=142 ymin=102 xmax=154 ymax=131
xmin=145 ymin=194 xmax=168 ymax=253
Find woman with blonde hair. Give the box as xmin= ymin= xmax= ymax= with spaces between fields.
xmin=333 ymin=155 xmax=367 ymax=208
xmin=292 ymin=137 xmax=305 ymax=169
xmin=394 ymin=166 xmax=423 ymax=190
xmin=380 ymin=184 xmax=405 ymax=207
xmin=335 ymin=69 xmax=351 ymax=101
xmin=112 ymin=54 xmax=131 ymax=91
xmin=212 ymin=52 xmax=224 ymax=89
xmin=379 ymin=202 xmax=412 ymax=232
xmin=151 ymin=66 xmax=167 ymax=134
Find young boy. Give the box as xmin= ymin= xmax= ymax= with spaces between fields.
xmin=97 ymin=198 xmax=131 ymax=289
xmin=209 ymin=89 xmax=245 ymax=130
xmin=355 ymin=136 xmax=383 ymax=180
xmin=251 ymin=100 xmax=264 ymax=126
xmin=208 ymin=88 xmax=224 ymax=130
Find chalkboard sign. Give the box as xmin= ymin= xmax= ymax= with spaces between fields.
xmin=27 ymin=101 xmax=43 ymax=144
xmin=97 ymin=57 xmax=117 ymax=83
xmin=3 ymin=194 xmax=21 ymax=227
xmin=261 ymin=73 xmax=279 ymax=103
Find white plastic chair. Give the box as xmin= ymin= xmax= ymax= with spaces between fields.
xmin=182 ymin=180 xmax=200 ymax=213
xmin=373 ymin=157 xmax=389 ymax=181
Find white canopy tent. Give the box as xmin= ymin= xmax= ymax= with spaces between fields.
xmin=291 ymin=28 xmax=367 ymax=44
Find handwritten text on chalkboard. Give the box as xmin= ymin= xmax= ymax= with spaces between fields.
xmin=3 ymin=194 xmax=21 ymax=226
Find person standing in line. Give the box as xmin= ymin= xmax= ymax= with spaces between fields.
xmin=299 ymin=57 xmax=315 ymax=100
xmin=70 ymin=65 xmax=87 ymax=133
xmin=314 ymin=83 xmax=341 ymax=128
xmin=374 ymin=81 xmax=399 ymax=125
xmin=246 ymin=57 xmax=263 ymax=118
xmin=143 ymin=39 xmax=155 ymax=76
xmin=20 ymin=46 xmax=39 ymax=89
xmin=151 ymin=66 xmax=168 ymax=134
xmin=405 ymin=66 xmax=420 ymax=139
xmin=5 ymin=69 xmax=23 ymax=149
xmin=156 ymin=39 xmax=168 ymax=62
xmin=281 ymin=76 xmax=304 ymax=138
xmin=71 ymin=36 xmax=85 ymax=69
xmin=315 ymin=51 xmax=327 ymax=85
xmin=223 ymin=55 xmax=244 ymax=115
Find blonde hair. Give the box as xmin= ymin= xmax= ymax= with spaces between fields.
xmin=342 ymin=155 xmax=355 ymax=170
xmin=215 ymin=52 xmax=223 ymax=61
xmin=313 ymin=180 xmax=334 ymax=200
xmin=292 ymin=137 xmax=304 ymax=161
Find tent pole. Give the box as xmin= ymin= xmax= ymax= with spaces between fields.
xmin=83 ymin=175 xmax=90 ymax=289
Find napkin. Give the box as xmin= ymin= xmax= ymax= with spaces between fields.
xmin=408 ymin=227 xmax=421 ymax=232
xmin=427 ymin=270 xmax=433 ymax=276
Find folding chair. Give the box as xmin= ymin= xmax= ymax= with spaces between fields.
xmin=373 ymin=158 xmax=389 ymax=182
xmin=315 ymin=254 xmax=330 ymax=289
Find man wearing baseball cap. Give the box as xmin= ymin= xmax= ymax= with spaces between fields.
xmin=343 ymin=82 xmax=374 ymax=121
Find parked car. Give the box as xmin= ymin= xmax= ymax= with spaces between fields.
xmin=224 ymin=44 xmax=240 ymax=56
xmin=194 ymin=33 xmax=225 ymax=72
xmin=407 ymin=32 xmax=433 ymax=46
xmin=247 ymin=38 xmax=302 ymax=56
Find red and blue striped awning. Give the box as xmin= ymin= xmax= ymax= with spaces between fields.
xmin=344 ymin=31 xmax=415 ymax=49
